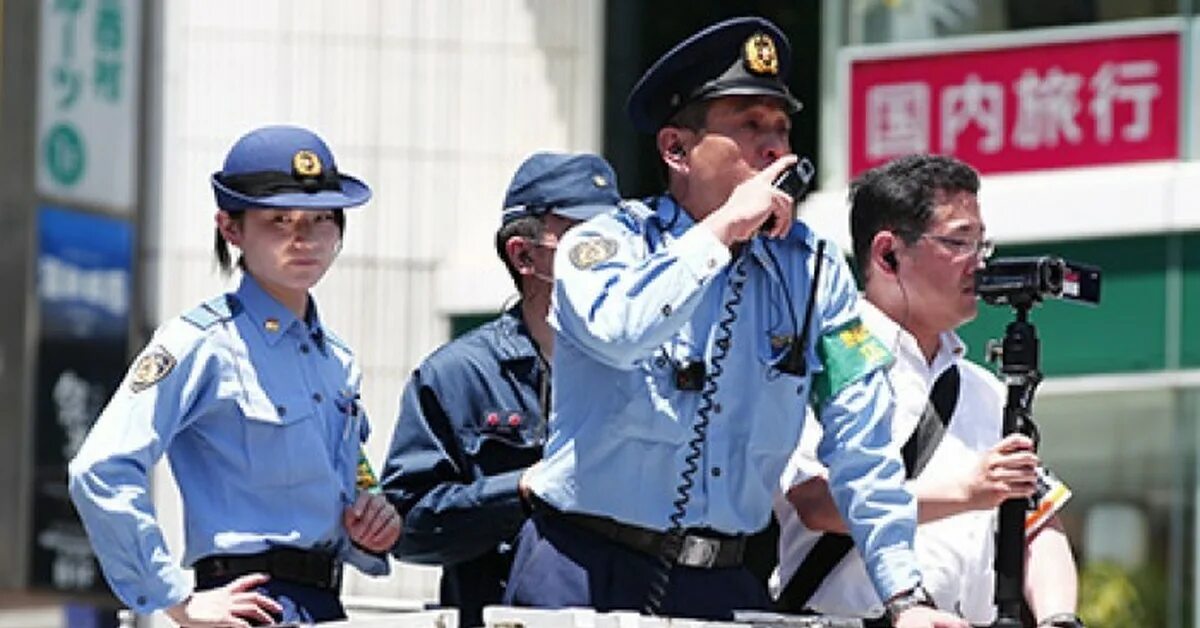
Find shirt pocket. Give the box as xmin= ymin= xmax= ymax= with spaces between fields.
xmin=237 ymin=391 xmax=332 ymax=488
xmin=604 ymin=354 xmax=690 ymax=446
xmin=464 ymin=409 xmax=543 ymax=476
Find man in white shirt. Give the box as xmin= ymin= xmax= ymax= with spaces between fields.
xmin=772 ymin=154 xmax=1083 ymax=627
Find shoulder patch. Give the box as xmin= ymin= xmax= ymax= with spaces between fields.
xmin=810 ymin=317 xmax=892 ymax=408
xmin=130 ymin=346 xmax=177 ymax=393
xmin=182 ymin=295 xmax=237 ymax=330
xmin=568 ymin=236 xmax=618 ymax=270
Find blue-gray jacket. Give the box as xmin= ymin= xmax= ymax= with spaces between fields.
xmin=381 ymin=306 xmax=546 ymax=626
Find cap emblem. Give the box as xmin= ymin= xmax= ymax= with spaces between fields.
xmin=592 ymin=174 xmax=609 ymax=188
xmin=292 ymin=150 xmax=323 ymax=177
xmin=743 ymin=33 xmax=779 ymax=76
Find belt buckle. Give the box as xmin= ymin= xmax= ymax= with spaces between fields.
xmin=676 ymin=535 xmax=720 ymax=568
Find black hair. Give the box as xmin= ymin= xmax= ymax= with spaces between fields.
xmin=848 ymin=154 xmax=980 ymax=275
xmin=494 ymin=214 xmax=548 ymax=292
xmin=213 ymin=209 xmax=346 ymax=275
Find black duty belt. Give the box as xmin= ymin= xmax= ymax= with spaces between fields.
xmin=194 ymin=547 xmax=342 ymax=591
xmin=535 ymin=498 xmax=745 ymax=569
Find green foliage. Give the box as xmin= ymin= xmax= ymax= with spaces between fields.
xmin=1078 ymin=561 xmax=1167 ymax=628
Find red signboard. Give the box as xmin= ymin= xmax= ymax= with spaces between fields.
xmin=847 ymin=28 xmax=1180 ymax=177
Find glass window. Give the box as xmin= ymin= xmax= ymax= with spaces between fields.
xmin=840 ymin=0 xmax=1186 ymax=46
xmin=1032 ymin=387 xmax=1193 ymax=626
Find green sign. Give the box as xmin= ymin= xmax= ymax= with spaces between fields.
xmin=42 ymin=123 xmax=86 ymax=187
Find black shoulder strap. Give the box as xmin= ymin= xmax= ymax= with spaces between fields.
xmin=902 ymin=365 xmax=960 ymax=477
xmin=775 ymin=365 xmax=961 ymax=612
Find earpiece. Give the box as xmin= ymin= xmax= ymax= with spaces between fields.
xmin=669 ymin=144 xmax=685 ymax=157
xmin=519 ymin=251 xmax=533 ymax=265
xmin=883 ymin=250 xmax=898 ymax=271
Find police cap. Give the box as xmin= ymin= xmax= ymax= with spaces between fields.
xmin=501 ymin=152 xmax=621 ymax=225
xmin=211 ymin=125 xmax=371 ymax=211
xmin=626 ymin=16 xmax=803 ymax=134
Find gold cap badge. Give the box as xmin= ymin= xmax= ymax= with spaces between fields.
xmin=293 ymin=150 xmax=323 ymax=177
xmin=592 ymin=175 xmax=609 ymax=188
xmin=743 ymin=33 xmax=779 ymax=76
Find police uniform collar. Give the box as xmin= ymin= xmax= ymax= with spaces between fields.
xmin=492 ymin=304 xmax=540 ymax=363
xmin=235 ymin=274 xmax=304 ymax=345
xmin=651 ymin=194 xmax=695 ymax=238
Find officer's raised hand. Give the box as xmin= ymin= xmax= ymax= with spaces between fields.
xmin=701 ymin=154 xmax=798 ymax=245
xmin=164 ymin=573 xmax=282 ymax=627
xmin=344 ymin=491 xmax=403 ymax=552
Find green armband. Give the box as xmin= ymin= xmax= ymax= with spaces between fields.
xmin=810 ymin=317 xmax=893 ymax=408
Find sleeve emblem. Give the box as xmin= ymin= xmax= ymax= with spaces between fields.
xmin=129 ymin=346 xmax=176 ymax=393
xmin=568 ymin=236 xmax=618 ymax=270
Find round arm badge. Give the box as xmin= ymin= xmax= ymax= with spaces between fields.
xmin=129 ymin=346 xmax=177 ymax=393
xmin=568 ymin=236 xmax=619 ymax=270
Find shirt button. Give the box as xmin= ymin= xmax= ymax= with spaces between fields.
xmin=300 ymin=344 xmax=310 ymax=354
xmin=276 ymin=405 xmax=286 ymax=416
xmin=312 ymin=393 xmax=323 ymax=403
xmin=707 ymin=258 xmax=717 ymax=269
xmin=711 ymin=467 xmax=722 ymax=477
xmin=661 ymin=304 xmax=672 ymax=316
xmin=713 ymin=403 xmax=723 ymax=414
xmin=136 ymin=595 xmax=146 ymax=606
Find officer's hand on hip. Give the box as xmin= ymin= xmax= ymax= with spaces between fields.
xmin=702 ymin=154 xmax=798 ymax=245
xmin=965 ymin=433 xmax=1039 ymax=510
xmin=344 ymin=491 xmax=403 ymax=552
xmin=894 ymin=606 xmax=970 ymax=628
xmin=164 ymin=572 xmax=282 ymax=627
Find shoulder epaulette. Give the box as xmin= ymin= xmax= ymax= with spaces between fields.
xmin=182 ymin=294 xmax=238 ymax=330
xmin=323 ymin=329 xmax=352 ymax=353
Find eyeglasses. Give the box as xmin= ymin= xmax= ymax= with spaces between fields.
xmin=920 ymin=234 xmax=995 ymax=260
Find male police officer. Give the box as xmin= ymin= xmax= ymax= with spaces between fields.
xmin=503 ymin=17 xmax=967 ymax=627
xmin=773 ymin=154 xmax=1083 ymax=627
xmin=381 ymin=153 xmax=622 ymax=627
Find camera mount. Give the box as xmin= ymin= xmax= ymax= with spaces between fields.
xmin=990 ymin=299 xmax=1041 ymax=628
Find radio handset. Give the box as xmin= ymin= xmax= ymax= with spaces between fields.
xmin=761 ymin=157 xmax=816 ymax=233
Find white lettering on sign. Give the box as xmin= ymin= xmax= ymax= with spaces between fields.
xmin=39 ymin=255 xmax=129 ymax=317
xmin=863 ymin=58 xmax=1164 ymax=164
xmin=1089 ymin=60 xmax=1160 ymax=143
xmin=941 ymin=73 xmax=1005 ymax=154
xmin=865 ymin=82 xmax=930 ymax=160
xmin=1012 ymin=67 xmax=1084 ymax=149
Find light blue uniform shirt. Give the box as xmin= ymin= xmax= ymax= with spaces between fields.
xmin=528 ymin=196 xmax=921 ymax=600
xmin=68 ymin=274 xmax=387 ymax=614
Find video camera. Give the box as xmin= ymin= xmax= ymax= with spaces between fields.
xmin=975 ymin=256 xmax=1101 ymax=307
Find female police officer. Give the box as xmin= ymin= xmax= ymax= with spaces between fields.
xmin=69 ymin=125 xmax=401 ymax=626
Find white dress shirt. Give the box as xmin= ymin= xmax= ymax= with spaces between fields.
xmin=772 ymin=300 xmax=1062 ymax=623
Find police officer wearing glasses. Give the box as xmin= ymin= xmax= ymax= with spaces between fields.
xmin=502 ymin=17 xmax=968 ymax=627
